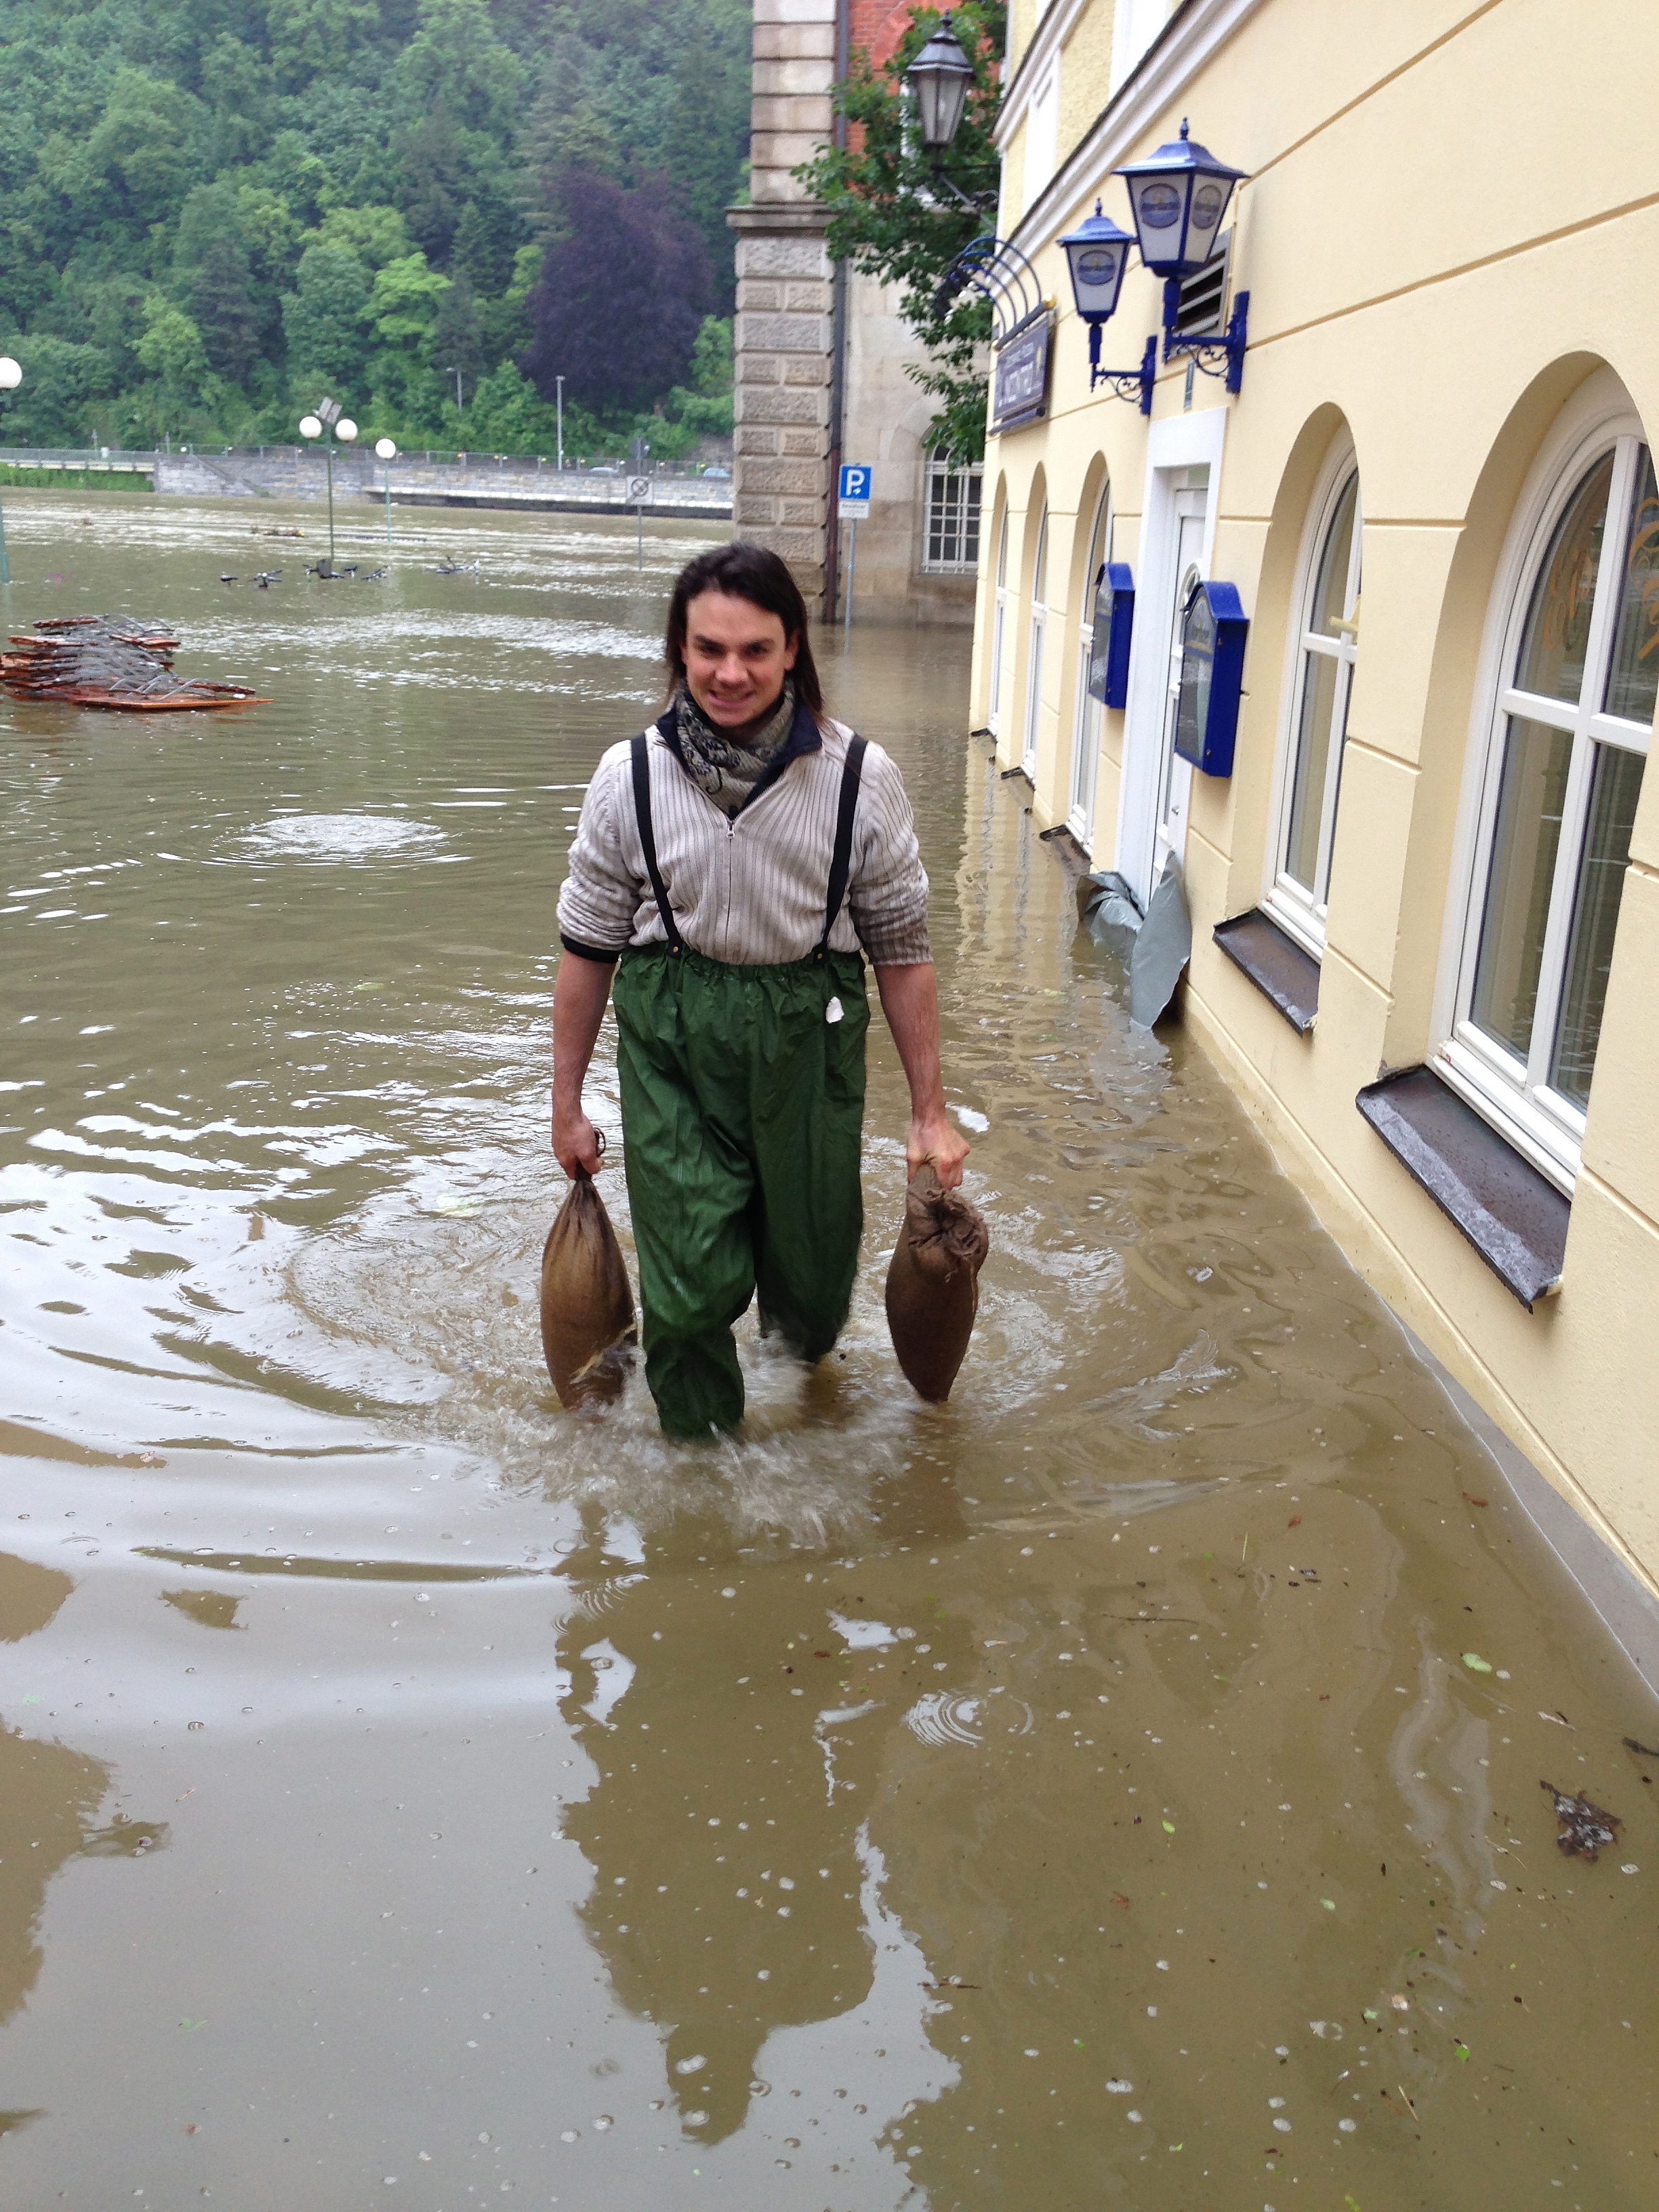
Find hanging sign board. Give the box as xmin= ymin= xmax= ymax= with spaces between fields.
xmin=1172 ymin=579 xmax=1249 ymax=777
xmin=989 ymin=316 xmax=1052 ymax=437
xmin=838 ymin=463 xmax=872 ymax=518
xmin=1088 ymin=560 xmax=1135 ymax=709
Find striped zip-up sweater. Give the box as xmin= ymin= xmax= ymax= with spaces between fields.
xmin=557 ymin=715 xmax=931 ymax=967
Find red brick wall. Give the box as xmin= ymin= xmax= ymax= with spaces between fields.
xmin=849 ymin=1 xmax=923 ymax=73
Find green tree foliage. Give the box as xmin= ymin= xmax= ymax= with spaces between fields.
xmin=796 ymin=5 xmax=1004 ymax=461
xmin=0 ymin=0 xmax=745 ymax=449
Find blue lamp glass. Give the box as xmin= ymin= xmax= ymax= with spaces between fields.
xmin=1115 ymin=119 xmax=1246 ymax=280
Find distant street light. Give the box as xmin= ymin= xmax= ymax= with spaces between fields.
xmin=556 ymin=374 xmax=565 ymax=473
xmin=301 ymin=401 xmax=355 ymax=569
xmin=0 ymin=355 xmax=22 ymax=584
xmin=375 ymin=436 xmax=396 ymax=547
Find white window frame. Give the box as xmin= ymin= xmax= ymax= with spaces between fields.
xmin=987 ymin=508 xmax=1010 ymax=736
xmin=1435 ymin=376 xmax=1653 ymax=1196
xmin=921 ymin=450 xmax=983 ymax=575
xmin=1068 ymin=481 xmax=1114 ymax=848
xmin=1023 ymin=504 xmax=1049 ymax=781
xmin=1264 ymin=439 xmax=1361 ymax=957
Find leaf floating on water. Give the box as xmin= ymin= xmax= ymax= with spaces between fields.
xmin=1621 ymin=1736 xmax=1659 ymax=1761
xmin=1461 ymin=1652 xmax=1494 ymax=1673
xmin=1542 ymin=1780 xmax=1620 ymax=1861
xmin=1462 ymin=1492 xmax=1488 ymax=1507
xmin=1161 ymin=1821 xmax=1175 ymax=1835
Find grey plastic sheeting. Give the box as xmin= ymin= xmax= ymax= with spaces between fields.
xmin=1079 ymin=861 xmax=1193 ymax=1029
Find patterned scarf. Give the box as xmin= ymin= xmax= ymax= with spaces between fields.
xmin=672 ymin=676 xmax=798 ymax=819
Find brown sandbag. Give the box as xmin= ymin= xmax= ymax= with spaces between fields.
xmin=884 ymin=1165 xmax=990 ymax=1402
xmin=539 ymin=1171 xmax=637 ymax=1410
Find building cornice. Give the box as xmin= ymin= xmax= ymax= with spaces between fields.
xmin=1001 ymin=0 xmax=1268 ymax=252
xmin=727 ymin=203 xmax=832 ymax=233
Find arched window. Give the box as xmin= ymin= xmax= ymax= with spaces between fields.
xmin=1268 ymin=453 xmax=1361 ymax=951
xmin=1440 ymin=421 xmax=1654 ymax=1190
xmin=1069 ymin=482 xmax=1113 ymax=848
xmin=1023 ymin=506 xmax=1048 ymax=780
xmin=987 ymin=509 xmax=1010 ymax=737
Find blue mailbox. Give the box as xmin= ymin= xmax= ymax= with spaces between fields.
xmin=1088 ymin=561 xmax=1134 ymax=710
xmin=1172 ymin=579 xmax=1248 ymax=777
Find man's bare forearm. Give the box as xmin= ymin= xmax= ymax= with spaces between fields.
xmin=873 ymin=960 xmax=970 ymax=1189
xmin=552 ymin=952 xmax=615 ymax=1174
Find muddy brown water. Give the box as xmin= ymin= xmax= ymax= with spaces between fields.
xmin=1 ymin=491 xmax=1656 ymax=2209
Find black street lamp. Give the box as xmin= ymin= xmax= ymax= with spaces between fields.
xmin=906 ymin=14 xmax=975 ymax=152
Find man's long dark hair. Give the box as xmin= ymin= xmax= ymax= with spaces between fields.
xmin=664 ymin=541 xmax=824 ymax=715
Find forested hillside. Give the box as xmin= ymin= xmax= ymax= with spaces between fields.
xmin=0 ymin=0 xmax=750 ymax=457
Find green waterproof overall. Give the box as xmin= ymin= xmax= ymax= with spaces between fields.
xmin=611 ymin=732 xmax=870 ymax=1438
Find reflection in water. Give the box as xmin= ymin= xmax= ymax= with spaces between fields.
xmin=0 ymin=1551 xmax=123 ymax=2034
xmin=558 ymin=1465 xmax=970 ymax=2150
xmin=0 ymin=495 xmax=1655 ymax=2208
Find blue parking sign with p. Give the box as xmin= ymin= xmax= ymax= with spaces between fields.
xmin=838 ymin=464 xmax=872 ymax=517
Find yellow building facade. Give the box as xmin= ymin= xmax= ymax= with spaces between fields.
xmin=972 ymin=0 xmax=1659 ymax=1630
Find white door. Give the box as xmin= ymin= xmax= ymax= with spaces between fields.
xmin=1022 ymin=508 xmax=1048 ymax=780
xmin=1153 ymin=492 xmax=1208 ymax=884
xmin=1068 ymin=487 xmax=1113 ymax=848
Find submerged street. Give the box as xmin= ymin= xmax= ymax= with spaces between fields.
xmin=1 ymin=492 xmax=1656 ymax=2208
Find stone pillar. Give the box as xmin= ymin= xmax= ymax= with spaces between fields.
xmin=730 ymin=0 xmax=840 ymax=611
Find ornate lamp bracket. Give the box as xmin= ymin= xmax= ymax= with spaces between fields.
xmin=1086 ymin=326 xmax=1157 ymax=415
xmin=1160 ymin=282 xmax=1250 ymax=395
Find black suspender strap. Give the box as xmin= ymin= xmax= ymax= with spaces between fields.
xmin=817 ymin=734 xmax=867 ymax=960
xmin=630 ymin=733 xmax=683 ymax=955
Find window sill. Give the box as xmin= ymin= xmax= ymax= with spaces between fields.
xmin=1212 ymin=908 xmax=1320 ymax=1033
xmin=1356 ymin=1066 xmax=1570 ymax=1309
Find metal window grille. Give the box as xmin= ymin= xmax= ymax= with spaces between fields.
xmin=922 ymin=453 xmax=983 ymax=573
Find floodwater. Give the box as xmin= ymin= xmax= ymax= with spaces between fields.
xmin=1 ymin=489 xmax=1656 ymax=2211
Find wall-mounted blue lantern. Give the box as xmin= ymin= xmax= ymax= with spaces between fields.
xmin=1057 ymin=203 xmax=1155 ymax=413
xmin=1088 ymin=561 xmax=1135 ymax=708
xmin=1116 ymin=121 xmax=1250 ymax=394
xmin=1172 ymin=578 xmax=1248 ymax=776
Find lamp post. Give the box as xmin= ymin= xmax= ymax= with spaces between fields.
xmin=375 ymin=436 xmax=396 ymax=548
xmin=300 ymin=402 xmax=357 ymax=569
xmin=0 ymin=355 xmax=20 ymax=584
xmin=555 ymin=375 xmax=564 ymax=473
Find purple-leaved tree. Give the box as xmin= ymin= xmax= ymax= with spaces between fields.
xmin=521 ymin=173 xmax=713 ymax=417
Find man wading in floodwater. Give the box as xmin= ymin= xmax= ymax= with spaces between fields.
xmin=552 ymin=542 xmax=969 ymax=1437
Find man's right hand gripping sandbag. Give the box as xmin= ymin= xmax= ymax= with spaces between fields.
xmin=539 ymin=1170 xmax=637 ymax=1411
xmin=884 ymin=1164 xmax=990 ymax=1402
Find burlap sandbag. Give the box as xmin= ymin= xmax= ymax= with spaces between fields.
xmin=539 ymin=1171 xmax=636 ymax=1410
xmin=884 ymin=1164 xmax=989 ymax=1402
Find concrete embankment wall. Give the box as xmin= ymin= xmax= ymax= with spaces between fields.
xmin=150 ymin=451 xmax=732 ymax=522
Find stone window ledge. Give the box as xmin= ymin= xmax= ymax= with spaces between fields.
xmin=1357 ymin=1066 xmax=1570 ymax=1309
xmin=1213 ymin=908 xmax=1320 ymax=1033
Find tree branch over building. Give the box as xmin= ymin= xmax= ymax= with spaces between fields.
xmin=794 ymin=5 xmax=1004 ymax=462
